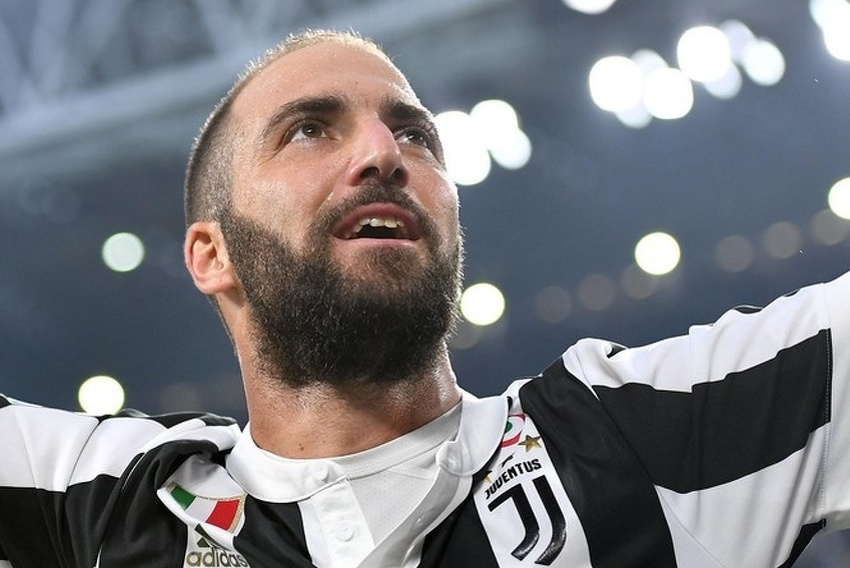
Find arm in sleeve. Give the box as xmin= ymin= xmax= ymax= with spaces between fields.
xmin=560 ymin=271 xmax=850 ymax=564
xmin=0 ymin=396 xmax=166 ymax=566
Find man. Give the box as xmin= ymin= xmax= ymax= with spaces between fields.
xmin=1 ymin=28 xmax=848 ymax=568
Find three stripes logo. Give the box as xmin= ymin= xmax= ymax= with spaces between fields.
xmin=184 ymin=526 xmax=249 ymax=567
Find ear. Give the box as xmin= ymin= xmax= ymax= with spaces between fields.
xmin=184 ymin=221 xmax=238 ymax=295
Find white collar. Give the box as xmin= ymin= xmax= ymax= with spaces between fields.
xmin=226 ymin=390 xmax=508 ymax=502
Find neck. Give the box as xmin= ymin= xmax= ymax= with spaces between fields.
xmin=243 ymin=345 xmax=461 ymax=459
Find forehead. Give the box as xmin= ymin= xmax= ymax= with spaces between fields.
xmin=231 ymin=41 xmax=421 ymax=126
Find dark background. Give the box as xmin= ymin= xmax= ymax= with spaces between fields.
xmin=1 ymin=0 xmax=848 ymax=563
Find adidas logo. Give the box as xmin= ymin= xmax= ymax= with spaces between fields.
xmin=184 ymin=529 xmax=249 ymax=567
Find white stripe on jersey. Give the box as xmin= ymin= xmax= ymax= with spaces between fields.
xmin=657 ymin=426 xmax=826 ymax=567
xmin=564 ymin=283 xmax=828 ymax=394
xmin=0 ymin=405 xmax=161 ymax=490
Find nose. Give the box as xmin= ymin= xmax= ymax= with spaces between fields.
xmin=345 ymin=119 xmax=409 ymax=187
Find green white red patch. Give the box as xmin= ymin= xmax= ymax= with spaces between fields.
xmin=169 ymin=483 xmax=244 ymax=533
xmin=501 ymin=414 xmax=526 ymax=447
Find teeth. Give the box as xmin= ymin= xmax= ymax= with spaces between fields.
xmin=352 ymin=216 xmax=405 ymax=235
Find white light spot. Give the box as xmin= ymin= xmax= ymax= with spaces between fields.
xmin=460 ymin=282 xmax=505 ymax=326
xmin=635 ymin=232 xmax=681 ymax=275
xmin=435 ymin=111 xmax=491 ymax=186
xmin=488 ymin=128 xmax=532 ymax=169
xmin=677 ymin=26 xmax=733 ymax=83
xmin=704 ymin=64 xmax=743 ymax=99
xmin=714 ymin=235 xmax=755 ymax=272
xmin=470 ymin=99 xmax=520 ymax=133
xmin=631 ymin=49 xmax=669 ymax=75
xmin=828 ymin=177 xmax=850 ymax=219
xmin=812 ymin=0 xmax=850 ymax=60
xmin=741 ymin=39 xmax=785 ymax=85
xmin=102 ymin=232 xmax=145 ymax=272
xmin=562 ymin=0 xmax=618 ymax=15
xmin=589 ymin=56 xmax=643 ymax=112
xmin=616 ymin=104 xmax=653 ymax=129
xmin=823 ymin=21 xmax=850 ymax=61
xmin=643 ymin=68 xmax=694 ymax=120
xmin=810 ymin=0 xmax=850 ymax=30
xmin=721 ymin=20 xmax=757 ymax=62
xmin=469 ymin=100 xmax=532 ymax=170
xmin=78 ymin=375 xmax=125 ymax=415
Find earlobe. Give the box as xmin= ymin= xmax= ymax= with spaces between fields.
xmin=184 ymin=222 xmax=238 ymax=295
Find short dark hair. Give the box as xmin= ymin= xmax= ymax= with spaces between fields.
xmin=183 ymin=29 xmax=389 ymax=227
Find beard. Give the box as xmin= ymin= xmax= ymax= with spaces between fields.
xmin=218 ymin=185 xmax=463 ymax=389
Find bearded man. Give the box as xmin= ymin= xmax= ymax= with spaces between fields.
xmin=1 ymin=29 xmax=849 ymax=568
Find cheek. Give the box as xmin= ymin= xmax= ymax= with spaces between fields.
xmin=238 ymin=165 xmax=339 ymax=236
xmin=430 ymin=184 xmax=461 ymax=247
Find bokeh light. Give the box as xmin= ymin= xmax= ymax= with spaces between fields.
xmin=589 ymin=56 xmax=643 ymax=112
xmin=435 ymin=110 xmax=491 ymax=186
xmin=635 ymin=232 xmax=681 ymax=275
xmin=677 ymin=26 xmax=733 ymax=83
xmin=78 ymin=375 xmax=125 ymax=415
xmin=102 ymin=232 xmax=145 ymax=272
xmin=643 ymin=68 xmax=693 ymax=120
xmin=762 ymin=221 xmax=802 ymax=259
xmin=714 ymin=235 xmax=756 ymax=273
xmin=460 ymin=282 xmax=506 ymax=326
xmin=828 ymin=177 xmax=850 ymax=219
xmin=577 ymin=274 xmax=617 ymax=311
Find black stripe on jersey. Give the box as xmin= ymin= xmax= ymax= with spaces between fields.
xmin=420 ymin=498 xmax=500 ymax=566
xmin=0 ymin=395 xmax=9 ymax=409
xmin=521 ymin=362 xmax=678 ymax=568
xmin=0 ymin=486 xmax=79 ymax=566
xmin=234 ymin=498 xmax=315 ymax=567
xmin=594 ymin=330 xmax=831 ymax=493
xmin=420 ymin=450 xmax=502 ymax=567
xmin=777 ymin=520 xmax=825 ymax=568
xmin=111 ymin=408 xmax=237 ymax=428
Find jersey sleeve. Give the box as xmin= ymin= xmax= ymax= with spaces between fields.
xmin=559 ymin=271 xmax=850 ymax=565
xmin=0 ymin=396 xmax=239 ymax=567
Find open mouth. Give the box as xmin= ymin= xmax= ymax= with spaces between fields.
xmin=343 ymin=216 xmax=411 ymax=239
xmin=333 ymin=205 xmax=421 ymax=241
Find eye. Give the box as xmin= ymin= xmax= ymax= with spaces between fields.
xmin=397 ymin=125 xmax=440 ymax=152
xmin=289 ymin=121 xmax=327 ymax=142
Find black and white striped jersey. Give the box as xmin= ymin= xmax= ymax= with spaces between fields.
xmin=2 ymin=272 xmax=849 ymax=567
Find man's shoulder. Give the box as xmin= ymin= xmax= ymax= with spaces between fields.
xmin=0 ymin=396 xmax=242 ymax=489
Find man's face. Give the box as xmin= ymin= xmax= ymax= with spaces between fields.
xmin=228 ymin=41 xmax=460 ymax=286
xmin=221 ymin=42 xmax=463 ymax=385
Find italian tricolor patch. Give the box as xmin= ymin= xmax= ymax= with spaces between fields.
xmin=169 ymin=483 xmax=244 ymax=533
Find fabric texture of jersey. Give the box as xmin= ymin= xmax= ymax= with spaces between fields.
xmin=2 ymin=271 xmax=850 ymax=567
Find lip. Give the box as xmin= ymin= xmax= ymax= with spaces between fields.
xmin=331 ymin=203 xmax=422 ymax=241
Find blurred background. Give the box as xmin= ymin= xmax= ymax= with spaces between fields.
xmin=1 ymin=0 xmax=850 ymax=563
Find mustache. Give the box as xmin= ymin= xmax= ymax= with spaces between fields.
xmin=317 ymin=182 xmax=439 ymax=241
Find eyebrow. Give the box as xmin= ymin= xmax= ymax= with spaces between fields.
xmin=258 ymin=93 xmax=437 ymax=140
xmin=258 ymin=95 xmax=347 ymax=146
xmin=380 ymin=96 xmax=435 ymax=129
